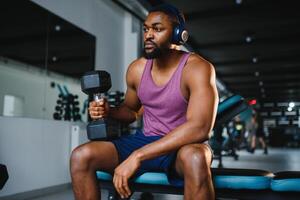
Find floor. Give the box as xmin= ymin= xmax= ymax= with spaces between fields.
xmin=211 ymin=147 xmax=300 ymax=172
xmin=20 ymin=148 xmax=300 ymax=200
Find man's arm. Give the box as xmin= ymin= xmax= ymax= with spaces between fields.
xmin=108 ymin=87 xmax=141 ymax=124
xmin=135 ymin=55 xmax=219 ymax=161
xmin=89 ymin=59 xmax=144 ymax=123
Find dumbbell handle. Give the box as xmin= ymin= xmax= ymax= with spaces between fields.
xmin=88 ymin=93 xmax=107 ymax=140
xmin=93 ymin=93 xmax=106 ymax=120
xmin=94 ymin=93 xmax=103 ymax=102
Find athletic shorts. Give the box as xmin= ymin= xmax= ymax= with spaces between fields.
xmin=111 ymin=129 xmax=213 ymax=187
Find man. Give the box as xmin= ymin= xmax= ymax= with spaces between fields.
xmin=248 ymin=113 xmax=268 ymax=154
xmin=70 ymin=4 xmax=218 ymax=200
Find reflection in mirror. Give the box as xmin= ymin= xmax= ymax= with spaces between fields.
xmin=0 ymin=1 xmax=95 ymax=122
xmin=3 ymin=94 xmax=25 ymax=117
xmin=47 ymin=13 xmax=95 ymax=77
xmin=0 ymin=1 xmax=48 ymax=68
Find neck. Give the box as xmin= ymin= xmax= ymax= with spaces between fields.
xmin=154 ymin=49 xmax=181 ymax=70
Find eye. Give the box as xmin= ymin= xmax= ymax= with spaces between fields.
xmin=154 ymin=27 xmax=162 ymax=32
xmin=143 ymin=27 xmax=148 ymax=32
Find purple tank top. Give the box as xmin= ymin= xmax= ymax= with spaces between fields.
xmin=137 ymin=53 xmax=190 ymax=136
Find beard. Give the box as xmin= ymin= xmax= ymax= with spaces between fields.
xmin=142 ymin=39 xmax=169 ymax=59
xmin=142 ymin=46 xmax=163 ymax=59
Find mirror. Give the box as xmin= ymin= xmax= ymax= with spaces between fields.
xmin=0 ymin=1 xmax=96 ymax=121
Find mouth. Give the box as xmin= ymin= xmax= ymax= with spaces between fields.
xmin=145 ymin=45 xmax=154 ymax=50
xmin=144 ymin=41 xmax=156 ymax=49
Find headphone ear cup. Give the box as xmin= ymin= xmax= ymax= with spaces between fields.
xmin=180 ymin=30 xmax=189 ymax=44
xmin=172 ymin=26 xmax=189 ymax=45
xmin=172 ymin=25 xmax=181 ymax=45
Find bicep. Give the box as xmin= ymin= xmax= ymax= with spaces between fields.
xmin=122 ymin=86 xmax=141 ymax=112
xmin=122 ymin=63 xmax=142 ymax=112
xmin=186 ymin=64 xmax=219 ymax=130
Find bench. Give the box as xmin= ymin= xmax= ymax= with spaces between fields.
xmin=95 ymin=95 xmax=300 ymax=199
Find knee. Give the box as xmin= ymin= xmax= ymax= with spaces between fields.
xmin=178 ymin=145 xmax=210 ymax=172
xmin=70 ymin=144 xmax=94 ymax=172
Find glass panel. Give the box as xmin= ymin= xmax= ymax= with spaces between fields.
xmin=0 ymin=1 xmax=95 ymax=122
xmin=0 ymin=1 xmax=47 ymax=119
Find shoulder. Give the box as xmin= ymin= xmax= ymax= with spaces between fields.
xmin=185 ymin=53 xmax=215 ymax=76
xmin=126 ymin=57 xmax=147 ymax=89
xmin=127 ymin=57 xmax=147 ymax=75
xmin=183 ymin=53 xmax=216 ymax=83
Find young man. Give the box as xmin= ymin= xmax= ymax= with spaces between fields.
xmin=70 ymin=4 xmax=218 ymax=200
xmin=248 ymin=113 xmax=268 ymax=154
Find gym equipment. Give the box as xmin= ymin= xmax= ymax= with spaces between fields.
xmin=211 ymin=95 xmax=249 ymax=167
xmin=81 ymin=70 xmax=111 ymax=140
xmin=0 ymin=164 xmax=9 ymax=190
xmin=94 ymin=95 xmax=300 ymax=200
xmin=53 ymin=93 xmax=81 ymax=121
xmin=97 ymin=168 xmax=300 ymax=200
xmin=271 ymin=171 xmax=300 ymax=192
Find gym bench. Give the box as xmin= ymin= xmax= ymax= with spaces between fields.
xmin=95 ymin=95 xmax=300 ymax=199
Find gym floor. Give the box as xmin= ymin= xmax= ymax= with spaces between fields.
xmin=27 ymin=147 xmax=300 ymax=200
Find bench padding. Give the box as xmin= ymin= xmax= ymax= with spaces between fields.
xmin=97 ymin=168 xmax=274 ymax=190
xmin=271 ymin=171 xmax=300 ymax=192
xmin=97 ymin=169 xmax=300 ymax=192
xmin=212 ymin=168 xmax=273 ymax=190
xmin=96 ymin=171 xmax=171 ymax=186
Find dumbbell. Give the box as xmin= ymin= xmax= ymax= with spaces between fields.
xmin=0 ymin=164 xmax=8 ymax=190
xmin=81 ymin=70 xmax=112 ymax=140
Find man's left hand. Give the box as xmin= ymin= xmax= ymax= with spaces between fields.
xmin=113 ymin=151 xmax=141 ymax=199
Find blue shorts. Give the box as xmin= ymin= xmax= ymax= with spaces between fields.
xmin=111 ymin=130 xmax=184 ymax=187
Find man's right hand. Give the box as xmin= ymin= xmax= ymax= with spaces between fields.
xmin=88 ymin=99 xmax=110 ymax=120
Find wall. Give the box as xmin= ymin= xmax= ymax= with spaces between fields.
xmin=0 ymin=117 xmax=87 ymax=197
xmin=0 ymin=0 xmax=141 ymax=197
xmin=123 ymin=12 xmax=140 ymax=91
xmin=0 ymin=60 xmax=87 ymax=120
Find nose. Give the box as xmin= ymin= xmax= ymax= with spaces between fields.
xmin=145 ymin=28 xmax=154 ymax=40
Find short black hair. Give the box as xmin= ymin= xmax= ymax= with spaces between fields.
xmin=148 ymin=4 xmax=185 ymax=27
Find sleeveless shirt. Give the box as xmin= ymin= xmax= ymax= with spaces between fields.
xmin=137 ymin=53 xmax=190 ymax=136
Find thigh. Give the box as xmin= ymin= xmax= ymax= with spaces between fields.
xmin=74 ymin=141 xmax=119 ymax=173
xmin=111 ymin=130 xmax=162 ymax=164
xmin=174 ymin=143 xmax=213 ymax=178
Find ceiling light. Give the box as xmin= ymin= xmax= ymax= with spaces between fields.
xmin=254 ymin=71 xmax=260 ymax=77
xmin=52 ymin=56 xmax=57 ymax=62
xmin=261 ymin=88 xmax=265 ymax=93
xmin=252 ymin=57 xmax=258 ymax=63
xmin=259 ymin=81 xmax=263 ymax=86
xmin=245 ymin=36 xmax=252 ymax=43
xmin=287 ymin=107 xmax=293 ymax=112
xmin=55 ymin=25 xmax=61 ymax=31
xmin=262 ymin=94 xmax=266 ymax=98
xmin=289 ymin=102 xmax=295 ymax=108
xmin=235 ymin=0 xmax=243 ymax=5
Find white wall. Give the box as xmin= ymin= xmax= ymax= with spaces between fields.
xmin=0 ymin=0 xmax=142 ymax=197
xmin=122 ymin=12 xmax=139 ymax=92
xmin=0 ymin=117 xmax=87 ymax=197
xmin=0 ymin=60 xmax=87 ymax=120
xmin=32 ymin=0 xmax=140 ymax=92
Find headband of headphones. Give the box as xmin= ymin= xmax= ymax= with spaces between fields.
xmin=163 ymin=4 xmax=185 ymax=27
xmin=160 ymin=4 xmax=189 ymax=45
